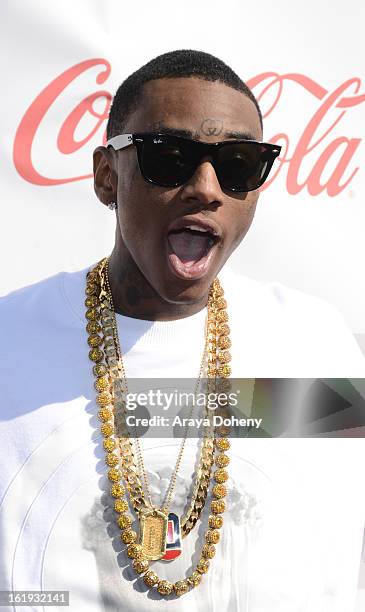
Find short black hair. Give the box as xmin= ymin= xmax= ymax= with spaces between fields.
xmin=106 ymin=49 xmax=262 ymax=139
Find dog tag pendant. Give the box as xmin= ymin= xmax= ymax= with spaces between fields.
xmin=161 ymin=512 xmax=182 ymax=561
xmin=139 ymin=508 xmax=168 ymax=560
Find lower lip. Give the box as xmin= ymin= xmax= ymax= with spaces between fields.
xmin=165 ymin=237 xmax=219 ymax=281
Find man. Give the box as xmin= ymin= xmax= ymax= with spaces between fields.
xmin=1 ymin=50 xmax=365 ymax=611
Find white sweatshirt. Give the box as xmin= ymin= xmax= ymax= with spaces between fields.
xmin=0 ymin=262 xmax=364 ymax=612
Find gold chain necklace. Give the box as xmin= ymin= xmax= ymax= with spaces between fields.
xmin=104 ymin=256 xmax=210 ymax=519
xmin=85 ymin=257 xmax=232 ymax=597
xmin=101 ymin=256 xmax=222 ymax=540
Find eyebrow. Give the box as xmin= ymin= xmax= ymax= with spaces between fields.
xmin=148 ymin=124 xmax=258 ymax=141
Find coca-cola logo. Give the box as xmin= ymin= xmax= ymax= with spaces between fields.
xmin=13 ymin=59 xmax=365 ymax=195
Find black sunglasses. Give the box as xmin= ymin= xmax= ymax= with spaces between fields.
xmin=106 ymin=132 xmax=281 ymax=193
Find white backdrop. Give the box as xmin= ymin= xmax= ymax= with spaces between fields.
xmin=1 ymin=3 xmax=365 ymax=607
xmin=1 ymin=0 xmax=364 ymax=347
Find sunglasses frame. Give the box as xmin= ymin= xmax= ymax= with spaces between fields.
xmin=106 ymin=132 xmax=282 ymax=193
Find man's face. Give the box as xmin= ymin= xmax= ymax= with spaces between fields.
xmin=104 ymin=76 xmax=263 ymax=305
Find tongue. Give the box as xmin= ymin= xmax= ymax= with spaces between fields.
xmin=168 ymin=230 xmax=211 ymax=266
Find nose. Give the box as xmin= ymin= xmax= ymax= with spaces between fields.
xmin=180 ymin=156 xmax=223 ymax=206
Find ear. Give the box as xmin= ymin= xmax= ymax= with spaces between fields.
xmin=93 ymin=146 xmax=118 ymax=206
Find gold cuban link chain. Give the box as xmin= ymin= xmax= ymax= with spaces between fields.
xmin=85 ymin=257 xmax=232 ymax=597
xmin=180 ymin=275 xmax=232 ymax=536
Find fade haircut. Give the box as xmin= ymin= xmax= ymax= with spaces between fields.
xmin=106 ymin=49 xmax=262 ymax=139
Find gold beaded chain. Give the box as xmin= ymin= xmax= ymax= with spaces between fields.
xmin=85 ymin=257 xmax=232 ymax=597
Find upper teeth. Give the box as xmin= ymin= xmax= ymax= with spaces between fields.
xmin=184 ymin=225 xmax=210 ymax=232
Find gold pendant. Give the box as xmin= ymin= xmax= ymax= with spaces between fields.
xmin=139 ymin=508 xmax=168 ymax=560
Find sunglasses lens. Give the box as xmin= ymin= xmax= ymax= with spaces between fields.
xmin=141 ymin=137 xmax=195 ymax=186
xmin=139 ymin=136 xmax=275 ymax=192
xmin=216 ymin=142 xmax=271 ymax=192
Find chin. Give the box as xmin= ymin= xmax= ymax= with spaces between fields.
xmin=157 ymin=275 xmax=214 ymax=306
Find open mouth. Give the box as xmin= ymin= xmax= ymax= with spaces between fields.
xmin=166 ymin=220 xmax=221 ymax=280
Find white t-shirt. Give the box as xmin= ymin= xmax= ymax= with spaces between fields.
xmin=0 ymin=262 xmax=365 ymax=612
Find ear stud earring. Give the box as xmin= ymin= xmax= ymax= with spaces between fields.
xmin=107 ymin=201 xmax=118 ymax=210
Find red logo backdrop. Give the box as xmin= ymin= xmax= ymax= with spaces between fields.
xmin=13 ymin=58 xmax=365 ymax=196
